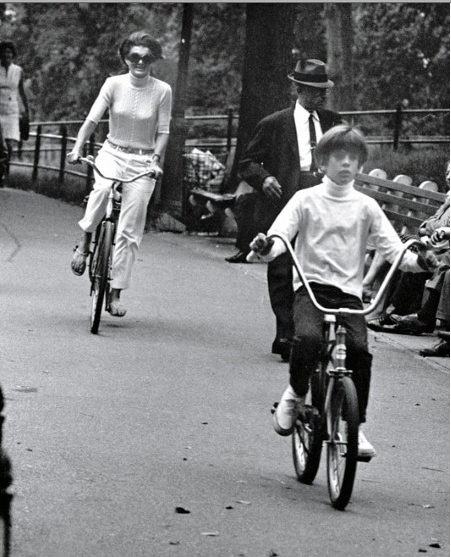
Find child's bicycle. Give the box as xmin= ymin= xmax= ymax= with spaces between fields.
xmin=250 ymin=233 xmax=426 ymax=510
xmin=78 ymin=156 xmax=156 ymax=334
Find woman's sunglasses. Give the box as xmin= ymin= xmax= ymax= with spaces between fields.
xmin=127 ymin=54 xmax=153 ymax=65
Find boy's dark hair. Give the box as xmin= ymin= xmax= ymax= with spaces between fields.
xmin=119 ymin=31 xmax=163 ymax=64
xmin=315 ymin=124 xmax=368 ymax=167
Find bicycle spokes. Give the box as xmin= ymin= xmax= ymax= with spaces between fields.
xmin=326 ymin=378 xmax=359 ymax=510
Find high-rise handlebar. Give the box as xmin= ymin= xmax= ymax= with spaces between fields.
xmin=78 ymin=155 xmax=157 ymax=182
xmin=249 ymin=232 xmax=428 ymax=316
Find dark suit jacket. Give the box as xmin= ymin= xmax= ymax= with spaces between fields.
xmin=238 ymin=104 xmax=342 ymax=230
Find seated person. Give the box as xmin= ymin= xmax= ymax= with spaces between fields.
xmin=366 ymin=164 xmax=450 ymax=329
xmin=419 ymin=269 xmax=450 ymax=357
xmin=389 ymin=227 xmax=449 ymax=337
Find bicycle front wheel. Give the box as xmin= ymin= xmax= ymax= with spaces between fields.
xmin=326 ymin=376 xmax=359 ymax=510
xmin=90 ymin=221 xmax=113 ymax=334
xmin=292 ymin=405 xmax=323 ymax=484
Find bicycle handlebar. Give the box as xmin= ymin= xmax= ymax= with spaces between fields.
xmin=249 ymin=233 xmax=428 ymax=316
xmin=78 ymin=155 xmax=157 ymax=182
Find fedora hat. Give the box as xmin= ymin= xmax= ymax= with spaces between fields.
xmin=288 ymin=59 xmax=334 ymax=89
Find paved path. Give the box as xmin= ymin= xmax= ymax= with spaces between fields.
xmin=0 ymin=187 xmax=449 ymax=557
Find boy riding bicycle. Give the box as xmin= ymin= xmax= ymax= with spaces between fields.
xmin=250 ymin=125 xmax=438 ymax=459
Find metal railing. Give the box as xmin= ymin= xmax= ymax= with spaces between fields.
xmin=9 ymin=106 xmax=450 ymax=192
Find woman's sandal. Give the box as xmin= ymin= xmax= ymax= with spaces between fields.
xmin=108 ymin=300 xmax=127 ymax=317
xmin=71 ymin=246 xmax=89 ymax=276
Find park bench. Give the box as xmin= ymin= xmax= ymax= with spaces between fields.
xmin=354 ymin=169 xmax=447 ymax=235
xmin=187 ymin=167 xmax=447 ymax=236
xmin=355 ymin=170 xmax=447 ymax=320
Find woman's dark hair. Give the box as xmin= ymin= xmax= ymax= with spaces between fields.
xmin=119 ymin=31 xmax=163 ymax=64
xmin=0 ymin=40 xmax=17 ymax=57
xmin=315 ymin=124 xmax=369 ymax=167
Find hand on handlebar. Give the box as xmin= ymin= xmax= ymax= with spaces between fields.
xmin=249 ymin=232 xmax=274 ymax=255
xmin=147 ymin=161 xmax=163 ymax=180
xmin=66 ymin=150 xmax=82 ymax=165
xmin=262 ymin=176 xmax=282 ymax=201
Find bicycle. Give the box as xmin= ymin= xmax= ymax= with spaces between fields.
xmin=249 ymin=234 xmax=426 ymax=510
xmin=78 ymin=156 xmax=156 ymax=334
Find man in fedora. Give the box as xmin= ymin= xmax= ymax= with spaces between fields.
xmin=239 ymin=59 xmax=342 ymax=361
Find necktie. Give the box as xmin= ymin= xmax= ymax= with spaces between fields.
xmin=308 ymin=112 xmax=317 ymax=172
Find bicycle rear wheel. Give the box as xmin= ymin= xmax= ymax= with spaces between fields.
xmin=326 ymin=376 xmax=359 ymax=510
xmin=90 ymin=221 xmax=113 ymax=334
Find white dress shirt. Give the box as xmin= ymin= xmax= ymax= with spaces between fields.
xmin=294 ymin=101 xmax=323 ymax=171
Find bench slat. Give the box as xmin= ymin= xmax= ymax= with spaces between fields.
xmin=354 ymin=185 xmax=442 ymax=216
xmin=355 ymin=172 xmax=446 ymax=203
xmin=190 ymin=188 xmax=236 ymax=204
xmin=381 ymin=209 xmax=427 ymax=229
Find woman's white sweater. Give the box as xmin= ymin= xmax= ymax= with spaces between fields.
xmin=86 ymin=73 xmax=172 ymax=150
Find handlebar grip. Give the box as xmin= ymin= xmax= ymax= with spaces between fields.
xmin=246 ymin=251 xmax=263 ymax=263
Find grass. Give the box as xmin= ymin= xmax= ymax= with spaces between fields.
xmin=5 ymin=165 xmax=88 ymax=206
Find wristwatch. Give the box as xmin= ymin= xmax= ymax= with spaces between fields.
xmin=151 ymin=154 xmax=161 ymax=164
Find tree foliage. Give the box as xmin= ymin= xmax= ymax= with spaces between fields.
xmin=353 ymin=3 xmax=449 ymax=110
xmin=0 ymin=2 xmax=447 ymax=131
xmin=2 ymin=3 xmax=180 ymax=119
xmin=187 ymin=3 xmax=245 ymax=114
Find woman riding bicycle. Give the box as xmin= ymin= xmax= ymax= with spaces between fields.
xmin=250 ymin=125 xmax=438 ymax=459
xmin=68 ymin=30 xmax=172 ymax=317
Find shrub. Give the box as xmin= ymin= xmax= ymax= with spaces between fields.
xmin=364 ymin=144 xmax=449 ymax=191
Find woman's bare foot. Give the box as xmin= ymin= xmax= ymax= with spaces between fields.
xmin=108 ymin=288 xmax=126 ymax=317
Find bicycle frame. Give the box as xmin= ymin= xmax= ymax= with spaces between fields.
xmin=268 ymin=232 xmax=426 ymax=317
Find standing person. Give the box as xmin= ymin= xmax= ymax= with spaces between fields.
xmin=239 ymin=59 xmax=342 ymax=361
xmin=0 ymin=40 xmax=29 ymax=184
xmin=249 ymin=125 xmax=438 ymax=457
xmin=68 ymin=31 xmax=172 ymax=317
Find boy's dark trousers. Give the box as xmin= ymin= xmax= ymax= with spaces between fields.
xmin=289 ymin=283 xmax=373 ymax=424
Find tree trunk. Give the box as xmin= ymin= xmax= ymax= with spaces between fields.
xmin=324 ymin=3 xmax=355 ymax=112
xmin=159 ymin=3 xmax=193 ymax=216
xmin=227 ymin=3 xmax=296 ymax=191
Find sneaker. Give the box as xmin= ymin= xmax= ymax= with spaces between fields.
xmin=358 ymin=430 xmax=377 ymax=459
xmin=273 ymin=386 xmax=305 ymax=436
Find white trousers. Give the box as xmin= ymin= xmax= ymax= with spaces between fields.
xmin=78 ymin=143 xmax=156 ymax=290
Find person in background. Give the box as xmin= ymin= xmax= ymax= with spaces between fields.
xmin=67 ymin=30 xmax=172 ymax=317
xmin=238 ymin=59 xmax=342 ymax=361
xmin=391 ymin=225 xmax=449 ymax=351
xmin=0 ymin=40 xmax=29 ymax=185
xmin=249 ymin=125 xmax=438 ymax=458
xmin=367 ymin=162 xmax=450 ymax=333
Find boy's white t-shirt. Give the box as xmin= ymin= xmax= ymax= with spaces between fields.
xmin=265 ymin=176 xmax=422 ymax=299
